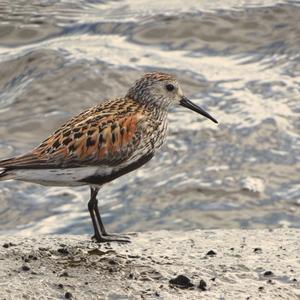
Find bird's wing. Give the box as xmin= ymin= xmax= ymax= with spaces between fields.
xmin=0 ymin=99 xmax=149 ymax=170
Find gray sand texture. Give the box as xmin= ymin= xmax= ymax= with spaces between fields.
xmin=0 ymin=229 xmax=299 ymax=299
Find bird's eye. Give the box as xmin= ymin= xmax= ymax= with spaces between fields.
xmin=165 ymin=84 xmax=175 ymax=92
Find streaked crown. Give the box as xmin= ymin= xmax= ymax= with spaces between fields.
xmin=126 ymin=72 xmax=183 ymax=110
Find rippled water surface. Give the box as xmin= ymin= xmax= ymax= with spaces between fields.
xmin=0 ymin=0 xmax=300 ymax=236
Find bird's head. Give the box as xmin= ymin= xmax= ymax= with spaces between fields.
xmin=126 ymin=72 xmax=218 ymax=124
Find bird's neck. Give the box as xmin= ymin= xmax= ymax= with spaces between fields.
xmin=126 ymin=90 xmax=172 ymax=112
xmin=132 ymin=98 xmax=168 ymax=122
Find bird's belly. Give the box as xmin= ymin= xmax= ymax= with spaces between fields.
xmin=80 ymin=152 xmax=154 ymax=186
xmin=11 ymin=152 xmax=154 ymax=187
xmin=13 ymin=166 xmax=111 ymax=187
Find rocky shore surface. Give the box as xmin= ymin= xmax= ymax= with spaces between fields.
xmin=0 ymin=229 xmax=299 ymax=299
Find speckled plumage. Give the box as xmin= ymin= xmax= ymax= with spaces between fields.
xmin=0 ymin=74 xmax=172 ymax=185
xmin=0 ymin=72 xmax=217 ymax=243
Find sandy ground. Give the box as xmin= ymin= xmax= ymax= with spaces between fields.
xmin=0 ymin=229 xmax=299 ymax=300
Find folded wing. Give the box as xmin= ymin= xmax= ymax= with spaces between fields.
xmin=0 ymin=99 xmax=147 ymax=170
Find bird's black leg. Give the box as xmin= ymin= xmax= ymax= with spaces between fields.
xmin=93 ymin=196 xmax=130 ymax=239
xmin=88 ymin=190 xmax=101 ymax=241
xmin=93 ymin=197 xmax=109 ymax=236
xmin=88 ymin=187 xmax=130 ymax=243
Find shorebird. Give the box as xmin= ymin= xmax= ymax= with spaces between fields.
xmin=0 ymin=72 xmax=218 ymax=243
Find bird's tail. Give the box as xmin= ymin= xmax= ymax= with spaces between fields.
xmin=0 ymin=167 xmax=15 ymax=180
xmin=0 ymin=157 xmax=18 ymax=180
xmin=0 ymin=167 xmax=8 ymax=180
xmin=0 ymin=153 xmax=45 ymax=181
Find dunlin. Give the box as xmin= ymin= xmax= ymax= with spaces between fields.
xmin=0 ymin=72 xmax=218 ymax=243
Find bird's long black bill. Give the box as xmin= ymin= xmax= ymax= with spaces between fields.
xmin=180 ymin=96 xmax=218 ymax=124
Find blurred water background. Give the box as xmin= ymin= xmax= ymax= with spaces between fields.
xmin=0 ymin=0 xmax=300 ymax=236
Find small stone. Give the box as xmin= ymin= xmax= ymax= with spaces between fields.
xmin=3 ymin=243 xmax=9 ymax=248
xmin=108 ymin=259 xmax=117 ymax=265
xmin=254 ymin=247 xmax=262 ymax=253
xmin=65 ymin=292 xmax=72 ymax=299
xmin=169 ymin=275 xmax=194 ymax=289
xmin=22 ymin=265 xmax=30 ymax=271
xmin=60 ymin=271 xmax=69 ymax=277
xmin=198 ymin=279 xmax=207 ymax=291
xmin=241 ymin=177 xmax=265 ymax=193
xmin=57 ymin=248 xmax=69 ymax=255
xmin=206 ymin=250 xmax=217 ymax=257
xmin=258 ymin=286 xmax=264 ymax=291
xmin=264 ymin=271 xmax=274 ymax=276
xmin=38 ymin=247 xmax=48 ymax=251
xmin=58 ymin=284 xmax=64 ymax=289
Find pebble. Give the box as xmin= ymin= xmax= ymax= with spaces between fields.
xmin=241 ymin=177 xmax=265 ymax=193
xmin=22 ymin=265 xmax=30 ymax=271
xmin=2 ymin=242 xmax=15 ymax=248
xmin=264 ymin=271 xmax=274 ymax=276
xmin=198 ymin=279 xmax=207 ymax=291
xmin=206 ymin=250 xmax=217 ymax=257
xmin=65 ymin=292 xmax=72 ymax=299
xmin=169 ymin=275 xmax=194 ymax=289
xmin=57 ymin=248 xmax=69 ymax=255
xmin=60 ymin=271 xmax=69 ymax=277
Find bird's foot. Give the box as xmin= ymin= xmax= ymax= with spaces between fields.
xmin=91 ymin=234 xmax=131 ymax=244
xmin=103 ymin=232 xmax=131 ymax=239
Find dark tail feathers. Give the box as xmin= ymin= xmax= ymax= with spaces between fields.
xmin=0 ymin=167 xmax=10 ymax=180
